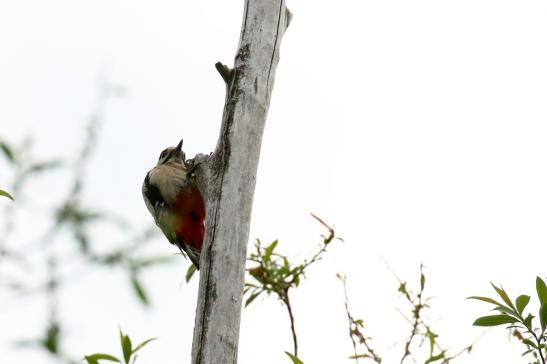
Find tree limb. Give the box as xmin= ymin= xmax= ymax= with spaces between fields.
xmin=189 ymin=1 xmax=291 ymax=363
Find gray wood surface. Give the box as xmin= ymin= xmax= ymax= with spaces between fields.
xmin=189 ymin=1 xmax=291 ymax=363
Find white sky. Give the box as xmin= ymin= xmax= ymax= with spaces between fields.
xmin=1 ymin=0 xmax=547 ymax=363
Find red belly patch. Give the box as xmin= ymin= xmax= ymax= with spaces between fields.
xmin=173 ymin=187 xmax=205 ymax=250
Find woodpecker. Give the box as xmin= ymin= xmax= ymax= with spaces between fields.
xmin=142 ymin=140 xmax=205 ymax=269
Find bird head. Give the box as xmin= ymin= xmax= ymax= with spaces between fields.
xmin=157 ymin=139 xmax=186 ymax=166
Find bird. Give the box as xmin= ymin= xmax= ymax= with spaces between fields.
xmin=142 ymin=139 xmax=205 ymax=269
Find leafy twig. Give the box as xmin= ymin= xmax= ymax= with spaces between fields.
xmin=338 ymin=273 xmax=381 ymax=363
xmin=245 ymin=214 xmax=342 ymax=357
xmin=399 ymin=264 xmax=426 ymax=364
xmin=83 ymin=329 xmax=156 ymax=364
xmin=469 ymin=277 xmax=547 ymax=364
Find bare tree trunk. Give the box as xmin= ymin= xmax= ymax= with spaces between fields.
xmin=189 ymin=0 xmax=291 ymax=363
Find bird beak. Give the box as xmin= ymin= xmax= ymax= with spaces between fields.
xmin=165 ymin=139 xmax=184 ymax=162
xmin=175 ymin=139 xmax=183 ymax=153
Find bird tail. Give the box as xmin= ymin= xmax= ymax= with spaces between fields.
xmin=176 ymin=241 xmax=200 ymax=270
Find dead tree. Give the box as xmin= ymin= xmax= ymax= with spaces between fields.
xmin=188 ymin=0 xmax=291 ymax=363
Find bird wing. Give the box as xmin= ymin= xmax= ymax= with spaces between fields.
xmin=142 ymin=172 xmax=199 ymax=268
xmin=158 ymin=206 xmax=200 ymax=269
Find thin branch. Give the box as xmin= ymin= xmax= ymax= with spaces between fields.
xmin=399 ymin=265 xmax=426 ymax=364
xmin=282 ymin=289 xmax=298 ymax=357
xmin=530 ymin=331 xmax=546 ymax=364
xmin=285 ymin=213 xmax=337 ymax=286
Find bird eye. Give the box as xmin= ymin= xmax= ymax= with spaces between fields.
xmin=159 ymin=150 xmax=168 ymax=160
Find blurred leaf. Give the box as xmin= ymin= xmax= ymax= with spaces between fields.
xmin=285 ymin=351 xmax=304 ymax=364
xmin=0 ymin=141 xmax=14 ymax=162
xmin=264 ymin=240 xmax=278 ymax=262
xmin=536 ymin=277 xmax=547 ymax=305
xmin=84 ymin=354 xmax=121 ymax=364
xmin=186 ymin=264 xmax=197 ymax=283
xmin=426 ymin=329 xmax=438 ymax=356
xmin=26 ymin=160 xmax=63 ymax=174
xmin=42 ymin=323 xmax=60 ymax=354
xmin=521 ymin=348 xmax=534 ymax=356
xmin=473 ymin=315 xmax=518 ymax=326
xmin=398 ymin=282 xmax=408 ymax=295
xmin=491 ymin=283 xmax=516 ymax=310
xmin=0 ymin=189 xmax=14 ymax=201
xmin=540 ymin=303 xmax=547 ymax=331
xmin=100 ymin=252 xmax=123 ymax=265
xmin=55 ymin=203 xmax=103 ymax=229
xmin=119 ymin=329 xmax=132 ymax=364
xmin=467 ymin=296 xmax=504 ymax=307
xmin=243 ymin=283 xmax=259 ymax=292
xmin=74 ymin=226 xmax=90 ymax=253
xmin=132 ymin=337 xmax=157 ymax=355
xmin=131 ymin=275 xmax=149 ymax=306
xmin=248 ymin=266 xmax=266 ymax=285
xmin=133 ymin=256 xmax=173 ymax=268
xmin=516 ymin=295 xmax=531 ymax=315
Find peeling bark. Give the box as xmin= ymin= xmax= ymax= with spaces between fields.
xmin=188 ymin=1 xmax=291 ymax=363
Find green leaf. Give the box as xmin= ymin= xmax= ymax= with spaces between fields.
xmin=536 ymin=277 xmax=547 ymax=305
xmin=43 ymin=323 xmax=60 ymax=354
xmin=245 ymin=290 xmax=262 ymax=307
xmin=132 ymin=337 xmax=157 ymax=355
xmin=0 ymin=142 xmax=14 ymax=162
xmin=84 ymin=358 xmax=99 ymax=364
xmin=540 ymin=303 xmax=547 ymax=331
xmin=348 ymin=354 xmax=371 ymax=359
xmin=522 ymin=339 xmax=538 ymax=349
xmin=264 ymin=240 xmax=278 ymax=262
xmin=494 ymin=306 xmax=519 ymax=318
xmin=131 ymin=275 xmax=149 ymax=306
xmin=84 ymin=354 xmax=121 ymax=364
xmin=285 ymin=351 xmax=304 ymax=364
xmin=467 ymin=296 xmax=504 ymax=307
xmin=425 ymin=352 xmax=445 ymax=364
xmin=119 ymin=329 xmax=132 ymax=364
xmin=426 ymin=329 xmax=438 ymax=357
xmin=516 ymin=295 xmax=531 ymax=315
xmin=491 ymin=283 xmax=516 ymax=310
xmin=524 ymin=314 xmax=534 ymax=329
xmin=473 ymin=315 xmax=519 ymax=326
xmin=398 ymin=282 xmax=408 ymax=295
xmin=186 ymin=264 xmax=197 ymax=283
xmin=0 ymin=189 xmax=14 ymax=201
xmin=283 ymin=257 xmax=289 ymax=270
